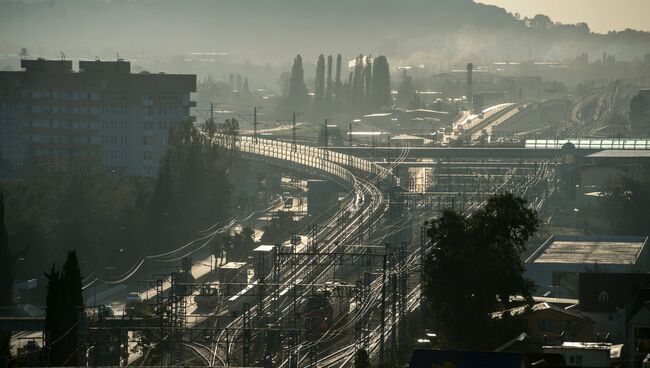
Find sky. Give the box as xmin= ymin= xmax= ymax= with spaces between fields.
xmin=479 ymin=0 xmax=650 ymax=33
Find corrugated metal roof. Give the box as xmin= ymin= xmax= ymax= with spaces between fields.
xmin=533 ymin=238 xmax=646 ymax=265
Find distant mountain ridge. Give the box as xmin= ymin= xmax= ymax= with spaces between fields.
xmin=0 ymin=0 xmax=648 ymax=64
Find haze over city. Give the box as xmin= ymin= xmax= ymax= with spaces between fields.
xmin=1 ymin=1 xmax=650 ymax=367
xmin=480 ymin=0 xmax=650 ymax=33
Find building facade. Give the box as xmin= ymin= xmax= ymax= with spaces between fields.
xmin=525 ymin=235 xmax=650 ymax=297
xmin=0 ymin=58 xmax=196 ymax=176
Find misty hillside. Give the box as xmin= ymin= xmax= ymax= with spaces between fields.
xmin=1 ymin=0 xmax=649 ymax=65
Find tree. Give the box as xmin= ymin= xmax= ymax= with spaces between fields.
xmin=334 ymin=54 xmax=343 ymax=111
xmin=423 ymin=193 xmax=538 ymax=349
xmin=326 ymin=55 xmax=333 ymax=109
xmin=0 ymin=194 xmax=17 ymax=361
xmin=260 ymin=211 xmax=298 ymax=244
xmin=630 ymin=93 xmax=648 ymax=128
xmin=44 ymin=251 xmax=84 ymax=366
xmin=147 ymin=155 xmax=179 ymax=254
xmin=364 ymin=55 xmax=373 ymax=110
xmin=228 ymin=226 xmax=256 ymax=261
xmin=397 ymin=70 xmax=415 ymax=108
xmin=351 ymin=55 xmax=365 ymax=112
xmin=224 ymin=118 xmax=240 ymax=150
xmin=236 ymin=74 xmax=243 ymax=92
xmin=313 ymin=54 xmax=326 ymax=117
xmin=353 ymin=348 xmax=371 ymax=368
xmin=286 ymin=54 xmax=309 ymax=113
xmin=600 ymin=175 xmax=650 ymax=235
xmin=371 ymin=55 xmax=391 ymax=109
xmin=242 ymin=77 xmax=251 ymax=96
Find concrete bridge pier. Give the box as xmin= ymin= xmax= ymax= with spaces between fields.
xmin=307 ymin=180 xmax=339 ymax=217
xmin=395 ymin=167 xmax=412 ymax=190
xmin=231 ymin=160 xmax=265 ymax=212
xmin=262 ymin=164 xmax=283 ymax=199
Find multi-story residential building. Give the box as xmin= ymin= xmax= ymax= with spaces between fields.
xmin=0 ymin=58 xmax=196 ymax=176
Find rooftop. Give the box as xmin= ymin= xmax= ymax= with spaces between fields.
xmin=527 ymin=235 xmax=648 ymax=265
xmin=491 ymin=302 xmax=592 ymax=322
xmin=363 ymin=113 xmax=393 ymax=118
xmin=525 ymin=138 xmax=650 ymax=150
xmin=220 ymin=261 xmax=247 ymax=269
xmin=544 ymin=342 xmax=614 ymax=351
xmin=586 ymin=149 xmax=650 ymax=158
xmin=253 ymin=245 xmax=275 ymax=252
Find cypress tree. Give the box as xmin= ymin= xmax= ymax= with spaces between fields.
xmin=287 ymin=54 xmax=309 ymax=113
xmin=44 ymin=251 xmax=83 ymax=366
xmin=397 ymin=70 xmax=416 ymax=108
xmin=371 ymin=55 xmax=392 ymax=109
xmin=236 ymin=74 xmax=243 ymax=92
xmin=352 ymin=55 xmax=365 ymax=112
xmin=334 ymin=54 xmax=343 ymax=112
xmin=0 ymin=194 xmax=13 ymax=361
xmin=44 ymin=266 xmax=62 ymax=364
xmin=313 ymin=54 xmax=326 ymax=116
xmin=326 ymin=55 xmax=333 ymax=110
xmin=346 ymin=71 xmax=354 ymax=112
xmin=242 ymin=77 xmax=251 ymax=96
xmin=147 ymin=154 xmax=179 ymax=253
xmin=364 ymin=55 xmax=373 ymax=110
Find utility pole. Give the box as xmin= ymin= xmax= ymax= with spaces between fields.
xmin=254 ymin=106 xmax=258 ymax=144
xmin=323 ymin=118 xmax=329 ymax=160
xmin=390 ymin=251 xmax=397 ymax=367
xmin=210 ymin=102 xmax=214 ymax=123
xmin=292 ymin=112 xmax=297 ymax=151
xmin=349 ymin=121 xmax=353 ymax=146
xmin=379 ymin=250 xmax=387 ymax=368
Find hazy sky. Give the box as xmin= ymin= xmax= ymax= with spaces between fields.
xmin=479 ymin=0 xmax=650 ymax=33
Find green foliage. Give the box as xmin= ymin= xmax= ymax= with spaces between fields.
xmin=334 ymin=54 xmax=343 ymax=110
xmin=0 ymin=195 xmax=12 ymax=310
xmin=313 ymin=54 xmax=326 ymax=117
xmin=630 ymin=93 xmax=648 ymax=126
xmin=2 ymin=157 xmax=153 ymax=277
xmin=423 ymin=193 xmax=538 ymax=349
xmin=151 ymin=119 xmax=233 ymax=254
xmin=0 ymin=194 xmax=14 ymax=360
xmin=364 ymin=55 xmax=372 ymax=110
xmin=326 ymin=55 xmax=333 ymax=106
xmin=260 ymin=211 xmax=298 ymax=244
xmin=601 ymin=175 xmax=650 ymax=235
xmin=227 ymin=226 xmax=257 ymax=261
xmin=44 ymin=251 xmax=83 ymax=366
xmin=283 ymin=54 xmax=309 ymax=114
xmin=396 ymin=70 xmax=415 ymax=108
xmin=371 ymin=55 xmax=391 ymax=109
xmin=351 ymin=55 xmax=365 ymax=113
xmin=2 ymin=119 xmax=233 ymax=279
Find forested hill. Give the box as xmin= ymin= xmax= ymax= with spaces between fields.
xmin=1 ymin=0 xmax=649 ymax=65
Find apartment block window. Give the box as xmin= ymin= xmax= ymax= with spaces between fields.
xmin=598 ymin=291 xmax=609 ymax=304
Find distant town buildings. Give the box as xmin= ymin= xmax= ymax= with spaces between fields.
xmin=0 ymin=58 xmax=196 ymax=176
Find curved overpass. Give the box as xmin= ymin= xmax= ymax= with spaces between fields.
xmin=206 ymin=136 xmax=401 ymax=366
